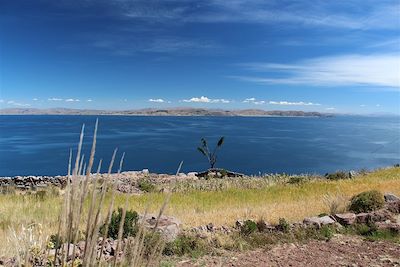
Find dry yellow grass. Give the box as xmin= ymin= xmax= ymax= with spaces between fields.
xmin=0 ymin=167 xmax=399 ymax=257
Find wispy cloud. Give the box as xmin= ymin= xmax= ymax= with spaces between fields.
xmin=32 ymin=98 xmax=39 ymax=101
xmin=235 ymin=53 xmax=400 ymax=89
xmin=242 ymin=98 xmax=265 ymax=105
xmin=182 ymin=96 xmax=230 ymax=103
xmin=89 ymin=36 xmax=220 ymax=56
xmin=87 ymin=99 xmax=93 ymax=102
xmin=7 ymin=100 xmax=31 ymax=107
xmin=149 ymin=98 xmax=166 ymax=103
xmin=114 ymin=0 xmax=399 ymax=30
xmin=48 ymin=97 xmax=63 ymax=101
xmin=65 ymin=98 xmax=80 ymax=102
xmin=269 ymin=101 xmax=321 ymax=106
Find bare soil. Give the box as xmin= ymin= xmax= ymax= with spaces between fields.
xmin=175 ymin=235 xmax=400 ymax=267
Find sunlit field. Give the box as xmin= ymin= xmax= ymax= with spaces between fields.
xmin=0 ymin=167 xmax=399 ymax=257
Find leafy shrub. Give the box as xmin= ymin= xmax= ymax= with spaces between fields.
xmin=100 ymin=208 xmax=139 ymax=239
xmin=325 ymin=171 xmax=348 ymax=180
xmin=348 ymin=190 xmax=384 ymax=213
xmin=277 ymin=218 xmax=290 ymax=233
xmin=163 ymin=234 xmax=208 ymax=257
xmin=138 ymin=179 xmax=156 ymax=193
xmin=240 ymin=220 xmax=258 ymax=235
xmin=49 ymin=234 xmax=63 ymax=249
xmin=320 ymin=225 xmax=334 ymax=240
xmin=288 ymin=176 xmax=307 ymax=185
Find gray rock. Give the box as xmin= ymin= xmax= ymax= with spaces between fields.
xmin=206 ymin=223 xmax=214 ymax=232
xmin=140 ymin=214 xmax=181 ymax=241
xmin=386 ymin=200 xmax=400 ymax=214
xmin=334 ymin=213 xmax=356 ymax=225
xmin=349 ymin=170 xmax=357 ymax=178
xmin=235 ymin=220 xmax=244 ymax=229
xmin=355 ymin=213 xmax=370 ymax=224
xmin=303 ymin=216 xmax=336 ymax=228
xmin=375 ymin=222 xmax=400 ymax=232
xmin=384 ymin=193 xmax=400 ymax=202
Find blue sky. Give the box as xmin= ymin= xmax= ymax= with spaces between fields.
xmin=0 ymin=0 xmax=399 ymax=114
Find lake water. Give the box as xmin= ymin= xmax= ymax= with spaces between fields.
xmin=0 ymin=115 xmax=399 ymax=176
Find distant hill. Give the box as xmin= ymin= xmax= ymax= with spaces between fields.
xmin=0 ymin=107 xmax=330 ymax=117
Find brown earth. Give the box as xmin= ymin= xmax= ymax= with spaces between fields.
xmin=175 ymin=235 xmax=400 ymax=267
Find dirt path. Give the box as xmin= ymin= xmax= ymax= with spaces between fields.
xmin=176 ymin=235 xmax=400 ymax=267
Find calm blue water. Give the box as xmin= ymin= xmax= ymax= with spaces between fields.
xmin=0 ymin=115 xmax=399 ymax=176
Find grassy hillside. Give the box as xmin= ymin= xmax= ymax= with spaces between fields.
xmin=0 ymin=167 xmax=399 ymax=257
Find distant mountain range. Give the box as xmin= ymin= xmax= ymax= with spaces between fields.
xmin=0 ymin=108 xmax=330 ymax=117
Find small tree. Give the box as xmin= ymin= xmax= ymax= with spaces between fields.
xmin=197 ymin=137 xmax=224 ymax=169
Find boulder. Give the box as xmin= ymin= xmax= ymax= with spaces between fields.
xmin=386 ymin=200 xmax=400 ymax=214
xmin=355 ymin=213 xmax=370 ymax=224
xmin=140 ymin=214 xmax=181 ymax=241
xmin=334 ymin=213 xmax=356 ymax=225
xmin=384 ymin=193 xmax=400 ymax=202
xmin=369 ymin=209 xmax=394 ymax=223
xmin=303 ymin=216 xmax=336 ymax=228
xmin=375 ymin=222 xmax=400 ymax=232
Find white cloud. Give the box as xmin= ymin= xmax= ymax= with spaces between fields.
xmin=360 ymin=104 xmax=366 ymax=107
xmin=376 ymin=104 xmax=381 ymax=107
xmin=243 ymin=98 xmax=265 ymax=105
xmin=7 ymin=100 xmax=31 ymax=107
xmin=236 ymin=53 xmax=400 ymax=89
xmin=269 ymin=101 xmax=321 ymax=106
xmin=182 ymin=96 xmax=230 ymax=103
xmin=243 ymin=98 xmax=256 ymax=103
xmin=65 ymin=98 xmax=80 ymax=102
xmin=87 ymin=99 xmax=93 ymax=102
xmin=325 ymin=107 xmax=336 ymax=110
xmin=149 ymin=98 xmax=165 ymax=103
xmin=0 ymin=99 xmax=4 ymax=103
xmin=48 ymin=97 xmax=63 ymax=101
xmin=32 ymin=98 xmax=38 ymax=101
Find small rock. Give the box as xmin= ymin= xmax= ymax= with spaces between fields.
xmin=334 ymin=213 xmax=356 ymax=225
xmin=384 ymin=193 xmax=400 ymax=202
xmin=235 ymin=220 xmax=244 ymax=229
xmin=206 ymin=223 xmax=214 ymax=232
xmin=142 ymin=169 xmax=149 ymax=175
xmin=348 ymin=170 xmax=357 ymax=178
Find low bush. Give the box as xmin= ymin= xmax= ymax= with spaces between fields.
xmin=163 ymin=234 xmax=208 ymax=258
xmin=138 ymin=179 xmax=156 ymax=193
xmin=348 ymin=190 xmax=384 ymax=213
xmin=277 ymin=218 xmax=290 ymax=233
xmin=100 ymin=208 xmax=139 ymax=239
xmin=49 ymin=234 xmax=63 ymax=249
xmin=325 ymin=171 xmax=348 ymax=180
xmin=240 ymin=220 xmax=258 ymax=235
xmin=288 ymin=176 xmax=307 ymax=185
